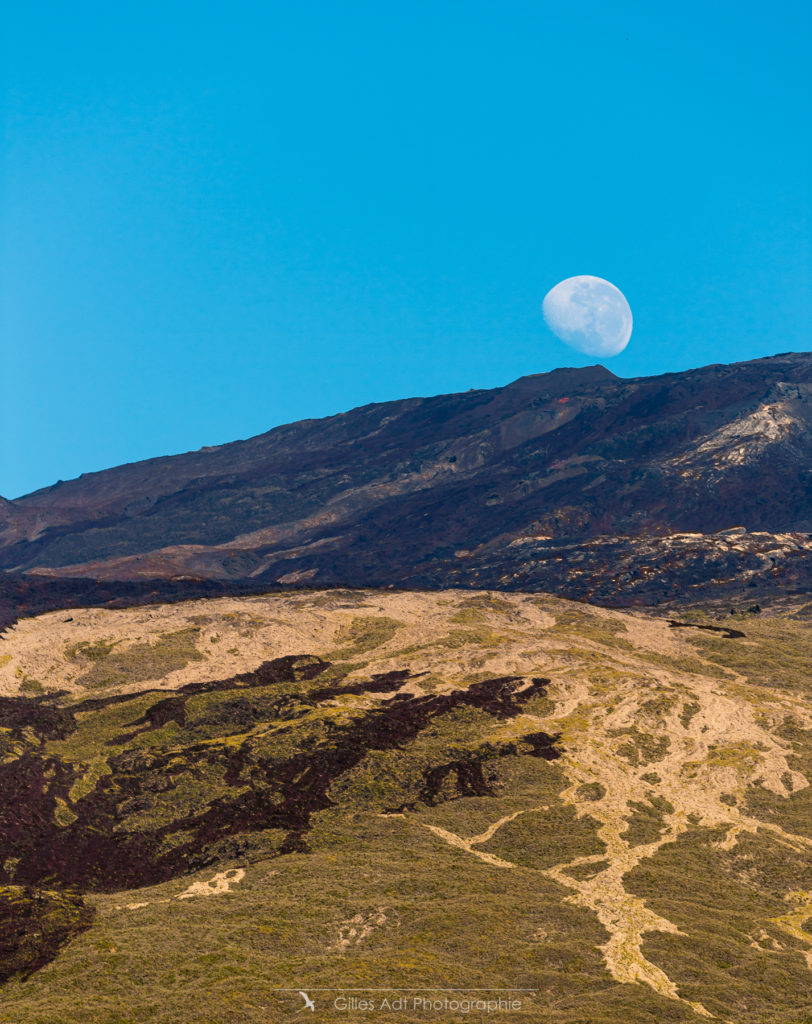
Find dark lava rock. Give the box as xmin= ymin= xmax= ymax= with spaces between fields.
xmin=0 ymin=886 xmax=93 ymax=984
xmin=2 ymin=352 xmax=811 ymax=608
xmin=0 ymin=661 xmax=559 ymax=895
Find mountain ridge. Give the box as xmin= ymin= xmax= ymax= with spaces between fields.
xmin=3 ymin=352 xmax=812 ymax=606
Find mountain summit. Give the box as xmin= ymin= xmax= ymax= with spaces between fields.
xmin=3 ymin=353 xmax=812 ymax=605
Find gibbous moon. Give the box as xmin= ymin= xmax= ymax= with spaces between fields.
xmin=542 ymin=275 xmax=633 ymax=357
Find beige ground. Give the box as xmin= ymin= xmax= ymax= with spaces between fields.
xmin=0 ymin=589 xmax=558 ymax=698
xmin=2 ymin=587 xmax=811 ymax=1020
xmin=115 ymin=868 xmax=249 ymax=911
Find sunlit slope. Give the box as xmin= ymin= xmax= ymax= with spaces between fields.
xmin=0 ymin=589 xmax=810 ymax=1023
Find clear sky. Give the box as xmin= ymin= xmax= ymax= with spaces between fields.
xmin=2 ymin=0 xmax=810 ymax=498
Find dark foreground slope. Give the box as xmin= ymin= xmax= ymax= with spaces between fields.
xmin=2 ymin=353 xmax=812 ymax=605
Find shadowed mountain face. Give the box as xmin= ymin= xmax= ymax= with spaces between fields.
xmin=2 ymin=353 xmax=812 ymax=605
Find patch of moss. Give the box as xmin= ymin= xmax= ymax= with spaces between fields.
xmin=457 ymin=593 xmax=515 ymax=613
xmin=64 ymin=638 xmax=122 ymax=662
xmin=635 ymin=646 xmax=731 ymax=678
xmin=450 ymin=595 xmax=514 ymax=625
xmin=305 ymin=590 xmax=373 ymax=609
xmin=706 ymin=741 xmax=765 ymax=771
xmin=329 ymin=616 xmax=402 ymax=656
xmin=48 ymin=693 xmax=163 ymax=765
xmin=640 ymin=692 xmax=679 ymax=717
xmin=680 ymin=618 xmax=812 ymax=694
xmin=69 ymin=629 xmax=205 ymax=690
xmin=742 ymin=720 xmax=812 ymax=840
xmin=18 ymin=676 xmax=43 ymax=695
xmin=218 ymin=611 xmax=266 ymax=628
xmin=575 ymin=782 xmax=606 ymax=802
xmin=609 ymin=726 xmax=670 ymax=765
xmin=449 ymin=606 xmax=489 ymax=626
xmin=679 ymin=700 xmax=701 ymax=729
xmin=625 ymin=827 xmax=812 ymax=1022
xmin=549 ymin=609 xmax=635 ymax=652
xmin=623 ymin=795 xmax=674 ymax=847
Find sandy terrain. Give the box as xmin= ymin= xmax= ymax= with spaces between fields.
xmin=3 ymin=587 xmax=811 ymax=1018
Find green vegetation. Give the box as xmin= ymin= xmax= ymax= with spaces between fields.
xmin=0 ymin=649 xmax=662 ymax=1024
xmin=65 ymin=628 xmax=205 ymax=690
xmin=609 ymin=726 xmax=670 ymax=765
xmin=0 ymin=887 xmax=93 ymax=986
xmin=457 ymin=593 xmax=515 ymax=613
xmin=0 ymin=820 xmax=682 ymax=1024
xmin=1 ymin=591 xmax=812 ymax=1022
xmin=329 ymin=615 xmax=403 ymax=655
xmin=678 ymin=616 xmax=812 ymax=694
xmin=304 ymin=590 xmax=374 ymax=609
xmin=576 ymin=781 xmax=606 ymax=802
xmin=65 ymin=638 xmax=122 ymax=662
xmin=547 ymin=607 xmax=635 ymax=651
xmin=706 ymin=741 xmax=766 ymax=771
xmin=450 ymin=593 xmax=515 ymax=625
xmin=623 ymin=795 xmax=674 ymax=847
xmin=742 ymin=716 xmax=812 ymax=840
xmin=625 ymin=828 xmax=812 ymax=1022
xmin=679 ymin=700 xmax=701 ymax=729
xmin=435 ymin=627 xmax=507 ymax=649
xmin=216 ymin=610 xmax=267 ymax=636
xmin=389 ymin=626 xmax=509 ymax=660
xmin=561 ymin=859 xmax=611 ymax=881
xmin=635 ymin=648 xmax=732 ymax=678
xmin=640 ymin=692 xmax=679 ymax=717
xmin=480 ymin=800 xmax=606 ymax=869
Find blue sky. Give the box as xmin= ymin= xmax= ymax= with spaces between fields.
xmin=2 ymin=0 xmax=810 ymax=498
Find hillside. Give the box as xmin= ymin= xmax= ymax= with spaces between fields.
xmin=2 ymin=353 xmax=812 ymax=605
xmin=0 ymin=588 xmax=810 ymax=1022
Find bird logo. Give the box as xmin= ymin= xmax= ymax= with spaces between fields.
xmin=297 ymin=991 xmax=316 ymax=1013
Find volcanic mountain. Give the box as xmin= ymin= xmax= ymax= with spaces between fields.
xmin=2 ymin=352 xmax=812 ymax=606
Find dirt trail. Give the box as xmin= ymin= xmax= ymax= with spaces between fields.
xmin=400 ymin=605 xmax=812 ymax=1021
xmin=539 ymin=650 xmax=811 ymax=1016
xmin=420 ymin=807 xmax=549 ymax=870
xmin=419 ymin=807 xmax=714 ymax=1017
xmin=115 ymin=868 xmax=248 ymax=911
xmin=4 ymin=588 xmax=811 ymax=1017
xmin=770 ymin=892 xmax=812 ymax=967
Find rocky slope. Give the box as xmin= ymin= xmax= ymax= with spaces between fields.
xmin=0 ymin=588 xmax=810 ymax=1022
xmin=2 ymin=353 xmax=812 ymax=606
